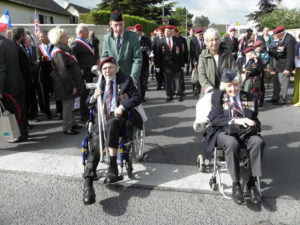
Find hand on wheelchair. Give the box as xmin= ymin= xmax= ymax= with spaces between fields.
xmin=233 ymin=117 xmax=255 ymax=128
xmin=114 ymin=105 xmax=125 ymax=117
xmin=92 ymin=88 xmax=103 ymax=100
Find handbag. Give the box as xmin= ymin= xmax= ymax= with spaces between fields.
xmin=191 ymin=67 xmax=199 ymax=84
xmin=0 ymin=100 xmax=21 ymax=141
xmin=224 ymin=123 xmax=259 ymax=142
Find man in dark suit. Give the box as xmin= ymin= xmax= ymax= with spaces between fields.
xmin=229 ymin=28 xmax=239 ymax=60
xmin=24 ymin=34 xmax=39 ymax=122
xmin=205 ymin=68 xmax=264 ymax=205
xmin=71 ymin=24 xmax=96 ymax=122
xmin=12 ymin=28 xmax=33 ymax=131
xmin=82 ymin=57 xmax=142 ymax=205
xmin=267 ymin=26 xmax=296 ymax=105
xmin=155 ymin=25 xmax=184 ymax=102
xmin=37 ymin=30 xmax=54 ymax=119
xmin=152 ymin=26 xmax=165 ymax=90
xmin=134 ymin=24 xmax=152 ymax=102
xmin=190 ymin=27 xmax=205 ymax=95
xmin=0 ymin=32 xmax=28 ymax=142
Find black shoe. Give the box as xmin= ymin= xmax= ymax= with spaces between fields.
xmin=83 ymin=179 xmax=96 ymax=205
xmin=32 ymin=118 xmax=41 ymax=122
xmin=248 ymin=185 xmax=261 ymax=204
xmin=178 ymin=96 xmax=184 ymax=102
xmin=273 ymin=98 xmax=286 ymax=105
xmin=81 ymin=117 xmax=88 ymax=123
xmin=166 ymin=96 xmax=173 ymax=102
xmin=73 ymin=108 xmax=80 ymax=113
xmin=63 ymin=129 xmax=79 ymax=135
xmin=266 ymin=98 xmax=278 ymax=103
xmin=8 ymin=135 xmax=28 ymax=143
xmin=141 ymin=98 xmax=147 ymax=103
xmin=72 ymin=124 xmax=83 ymax=129
xmin=105 ymin=167 xmax=122 ymax=184
xmin=232 ymin=183 xmax=244 ymax=204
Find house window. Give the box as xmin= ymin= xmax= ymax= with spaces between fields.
xmin=50 ymin=16 xmax=54 ymax=24
xmin=39 ymin=15 xmax=44 ymax=24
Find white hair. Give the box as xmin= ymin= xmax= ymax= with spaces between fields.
xmin=48 ymin=26 xmax=66 ymax=46
xmin=76 ymin=24 xmax=88 ymax=36
xmin=219 ymin=73 xmax=243 ymax=90
xmin=204 ymin=28 xmax=220 ymax=45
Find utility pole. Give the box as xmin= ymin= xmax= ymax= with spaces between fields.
xmin=185 ymin=8 xmax=187 ymax=36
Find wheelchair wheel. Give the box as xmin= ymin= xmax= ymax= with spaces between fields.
xmin=197 ymin=154 xmax=205 ymax=172
xmin=131 ymin=125 xmax=145 ymax=162
xmin=209 ymin=176 xmax=217 ymax=191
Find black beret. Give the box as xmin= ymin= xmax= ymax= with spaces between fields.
xmin=246 ymin=28 xmax=253 ymax=33
xmin=110 ymin=10 xmax=123 ymax=22
xmin=221 ymin=68 xmax=237 ymax=83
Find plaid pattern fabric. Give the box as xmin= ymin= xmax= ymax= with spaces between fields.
xmin=232 ymin=97 xmax=243 ymax=118
xmin=104 ymin=81 xmax=113 ymax=118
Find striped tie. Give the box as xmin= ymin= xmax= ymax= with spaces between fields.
xmin=232 ymin=97 xmax=243 ymax=118
xmin=104 ymin=81 xmax=113 ymax=118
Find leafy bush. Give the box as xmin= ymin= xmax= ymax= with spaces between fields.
xmin=79 ymin=10 xmax=157 ymax=36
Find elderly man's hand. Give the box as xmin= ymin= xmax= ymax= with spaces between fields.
xmin=283 ymin=70 xmax=290 ymax=75
xmin=234 ymin=118 xmax=256 ymax=127
xmin=241 ymin=73 xmax=247 ymax=81
xmin=72 ymin=87 xmax=77 ymax=95
xmin=93 ymin=88 xmax=103 ymax=99
xmin=114 ymin=105 xmax=125 ymax=117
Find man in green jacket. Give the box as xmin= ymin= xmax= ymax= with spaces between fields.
xmin=101 ymin=11 xmax=142 ymax=84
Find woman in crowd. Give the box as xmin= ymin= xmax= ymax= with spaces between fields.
xmin=198 ymin=28 xmax=239 ymax=98
xmin=48 ymin=27 xmax=84 ymax=135
xmin=291 ymin=33 xmax=300 ymax=107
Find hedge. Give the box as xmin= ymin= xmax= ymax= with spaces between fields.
xmin=79 ymin=10 xmax=157 ymax=37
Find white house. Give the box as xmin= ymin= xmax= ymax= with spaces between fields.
xmin=0 ymin=0 xmax=72 ymax=24
xmin=64 ymin=0 xmax=90 ymax=24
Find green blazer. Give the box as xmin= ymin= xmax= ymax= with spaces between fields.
xmin=101 ymin=30 xmax=142 ymax=81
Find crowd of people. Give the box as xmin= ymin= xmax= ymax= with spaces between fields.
xmin=0 ymin=10 xmax=299 ymax=205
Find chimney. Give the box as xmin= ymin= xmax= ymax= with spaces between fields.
xmin=64 ymin=0 xmax=69 ymax=8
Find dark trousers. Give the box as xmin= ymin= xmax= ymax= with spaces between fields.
xmin=39 ymin=81 xmax=51 ymax=115
xmin=272 ymin=72 xmax=290 ymax=101
xmin=216 ymin=132 xmax=264 ymax=182
xmin=180 ymin=70 xmax=185 ymax=92
xmin=26 ymin=88 xmax=38 ymax=120
xmin=164 ymin=70 xmax=182 ymax=97
xmin=140 ymin=64 xmax=149 ymax=99
xmin=155 ymin=69 xmax=164 ymax=88
xmin=83 ymin=116 xmax=126 ymax=178
xmin=2 ymin=92 xmax=28 ymax=137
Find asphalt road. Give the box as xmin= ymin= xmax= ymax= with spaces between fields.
xmin=1 ymin=76 xmax=300 ymax=225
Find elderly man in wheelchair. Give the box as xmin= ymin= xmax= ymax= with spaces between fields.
xmin=82 ymin=57 xmax=142 ymax=205
xmin=204 ymin=68 xmax=265 ymax=205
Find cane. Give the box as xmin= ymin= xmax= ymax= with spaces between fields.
xmin=91 ymin=65 xmax=108 ymax=162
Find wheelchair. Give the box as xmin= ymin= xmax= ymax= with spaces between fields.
xmin=81 ymin=108 xmax=145 ymax=180
xmin=197 ymin=146 xmax=261 ymax=200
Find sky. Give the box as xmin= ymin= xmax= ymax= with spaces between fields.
xmin=55 ymin=0 xmax=300 ymax=25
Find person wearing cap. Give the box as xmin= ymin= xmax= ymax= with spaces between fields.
xmin=82 ymin=56 xmax=142 ymax=205
xmin=174 ymin=27 xmax=188 ymax=94
xmin=229 ymin=28 xmax=239 ymax=60
xmin=134 ymin=24 xmax=151 ymax=102
xmin=186 ymin=28 xmax=195 ymax=75
xmin=240 ymin=28 xmax=254 ymax=56
xmin=267 ymin=26 xmax=296 ymax=105
xmin=237 ymin=46 xmax=263 ymax=93
xmin=155 ymin=24 xmax=184 ymax=102
xmin=198 ymin=28 xmax=239 ymax=99
xmin=290 ymin=34 xmax=300 ymax=107
xmin=101 ymin=10 xmax=142 ymax=86
xmin=205 ymin=68 xmax=264 ymax=205
xmin=71 ymin=24 xmax=96 ymax=122
xmin=152 ymin=26 xmax=165 ymax=90
xmin=190 ymin=27 xmax=205 ymax=96
xmin=254 ymin=40 xmax=270 ymax=107
xmin=48 ymin=26 xmax=85 ymax=135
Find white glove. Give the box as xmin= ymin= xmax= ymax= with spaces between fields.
xmin=155 ymin=68 xmax=160 ymax=73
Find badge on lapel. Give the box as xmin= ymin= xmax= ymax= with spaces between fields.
xmin=176 ymin=46 xmax=180 ymax=55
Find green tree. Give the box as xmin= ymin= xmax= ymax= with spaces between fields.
xmin=166 ymin=7 xmax=193 ymax=27
xmin=146 ymin=2 xmax=176 ymax=24
xmin=258 ymin=8 xmax=300 ymax=30
xmin=246 ymin=0 xmax=277 ymax=22
xmin=193 ymin=15 xmax=210 ymax=28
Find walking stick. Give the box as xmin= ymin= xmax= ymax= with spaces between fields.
xmin=91 ymin=65 xmax=108 ymax=162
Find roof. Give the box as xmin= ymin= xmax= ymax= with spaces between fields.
xmin=5 ymin=0 xmax=71 ymax=16
xmin=67 ymin=3 xmax=90 ymax=14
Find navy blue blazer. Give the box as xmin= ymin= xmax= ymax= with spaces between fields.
xmin=87 ymin=71 xmax=142 ymax=129
xmin=203 ymin=90 xmax=261 ymax=160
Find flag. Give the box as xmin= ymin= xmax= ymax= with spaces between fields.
xmin=34 ymin=10 xmax=40 ymax=36
xmin=0 ymin=10 xmax=12 ymax=32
